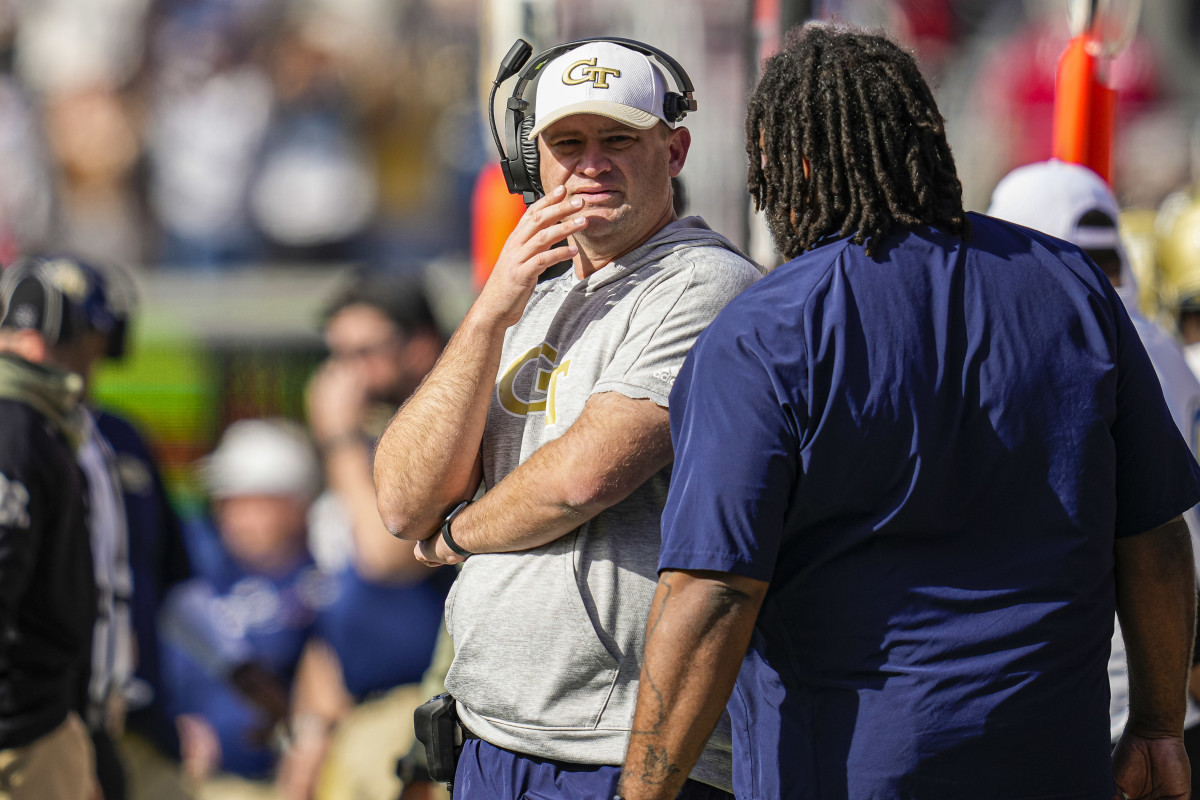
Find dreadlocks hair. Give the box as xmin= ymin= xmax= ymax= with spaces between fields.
xmin=746 ymin=24 xmax=969 ymax=259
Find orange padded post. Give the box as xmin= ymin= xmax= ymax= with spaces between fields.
xmin=472 ymin=162 xmax=529 ymax=291
xmin=1052 ymin=35 xmax=1115 ymax=185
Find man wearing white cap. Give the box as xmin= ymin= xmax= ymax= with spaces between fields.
xmin=987 ymin=162 xmax=1200 ymax=548
xmin=161 ymin=418 xmax=324 ymax=793
xmin=987 ymin=159 xmax=1200 ymax=798
xmin=373 ymin=38 xmax=759 ymax=800
xmin=987 ymin=160 xmax=1200 ymax=466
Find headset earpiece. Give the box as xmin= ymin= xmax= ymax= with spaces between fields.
xmin=663 ymin=93 xmax=690 ymax=124
xmin=501 ymin=94 xmax=540 ymax=204
xmin=518 ymin=114 xmax=543 ymax=197
xmin=0 ymin=258 xmax=68 ymax=345
xmin=0 ymin=255 xmax=117 ymax=348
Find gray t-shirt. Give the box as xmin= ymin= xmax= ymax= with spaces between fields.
xmin=444 ymin=217 xmax=761 ymax=789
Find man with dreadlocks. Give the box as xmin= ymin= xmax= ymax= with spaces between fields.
xmin=616 ymin=23 xmax=1200 ymax=800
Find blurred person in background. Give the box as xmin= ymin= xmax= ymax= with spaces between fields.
xmin=248 ymin=12 xmax=378 ymax=264
xmin=987 ymin=159 xmax=1200 ymax=799
xmin=390 ymin=627 xmax=454 ymax=800
xmin=277 ymin=271 xmax=450 ymax=800
xmin=162 ymin=418 xmax=326 ymax=800
xmin=3 ymin=253 xmax=197 ymax=798
xmin=0 ymin=0 xmax=484 ymax=270
xmin=1160 ymin=189 xmax=1200 ymax=380
xmin=42 ymin=84 xmax=145 ymax=269
xmin=988 ymin=160 xmax=1200 ymax=479
xmin=0 ymin=259 xmax=98 ymax=800
xmin=51 ymin=256 xmax=196 ymax=800
xmin=11 ymin=0 xmax=151 ymax=268
xmin=13 ymin=255 xmax=138 ymax=800
xmin=143 ymin=1 xmax=273 ymax=268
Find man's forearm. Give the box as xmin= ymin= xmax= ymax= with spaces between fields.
xmin=381 ymin=186 xmax=608 ymax=549
xmin=1116 ymin=515 xmax=1197 ymax=736
xmin=417 ymin=392 xmax=672 ymax=563
xmin=618 ymin=570 xmax=768 ymax=800
xmin=443 ymin=446 xmax=594 ymax=556
xmin=373 ymin=309 xmax=505 ymax=540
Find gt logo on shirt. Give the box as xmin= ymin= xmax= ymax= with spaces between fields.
xmin=0 ymin=472 xmax=31 ymax=529
xmin=497 ymin=342 xmax=571 ymax=425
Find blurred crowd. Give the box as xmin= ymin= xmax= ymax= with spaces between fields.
xmin=0 ymin=257 xmax=455 ymax=800
xmin=156 ymin=269 xmax=457 ymax=800
xmin=0 ymin=0 xmax=484 ymax=272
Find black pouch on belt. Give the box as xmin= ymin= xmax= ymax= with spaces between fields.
xmin=413 ymin=692 xmax=462 ymax=784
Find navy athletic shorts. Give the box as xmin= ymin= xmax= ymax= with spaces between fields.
xmin=453 ymin=736 xmax=734 ymax=800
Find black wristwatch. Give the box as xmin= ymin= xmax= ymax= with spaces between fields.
xmin=440 ymin=500 xmax=473 ymax=559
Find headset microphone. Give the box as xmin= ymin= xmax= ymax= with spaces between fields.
xmin=495 ymin=39 xmax=534 ymax=84
xmin=489 ymin=39 xmax=534 ymax=200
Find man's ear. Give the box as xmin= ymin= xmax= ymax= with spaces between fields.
xmin=667 ymin=126 xmax=691 ymax=178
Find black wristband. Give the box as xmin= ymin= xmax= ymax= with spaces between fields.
xmin=440 ymin=500 xmax=473 ymax=558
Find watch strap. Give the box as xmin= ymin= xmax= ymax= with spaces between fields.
xmin=440 ymin=500 xmax=473 ymax=558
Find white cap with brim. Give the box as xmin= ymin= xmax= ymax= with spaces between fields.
xmin=987 ymin=159 xmax=1121 ymax=242
xmin=527 ymin=41 xmax=670 ymax=140
xmin=202 ymin=418 xmax=320 ymax=500
xmin=987 ymin=158 xmax=1136 ymax=300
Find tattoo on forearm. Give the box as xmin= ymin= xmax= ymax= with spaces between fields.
xmin=632 ymin=575 xmax=675 ymax=737
xmin=647 ymin=574 xmax=674 ymax=635
xmin=638 ymin=744 xmax=681 ymax=786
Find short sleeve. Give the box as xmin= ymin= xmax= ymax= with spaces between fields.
xmin=658 ymin=320 xmax=800 ymax=581
xmin=1111 ymin=293 xmax=1200 ymax=537
xmin=593 ymin=251 xmax=758 ymax=407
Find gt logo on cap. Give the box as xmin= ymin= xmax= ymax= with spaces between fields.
xmin=562 ymin=58 xmax=621 ymax=89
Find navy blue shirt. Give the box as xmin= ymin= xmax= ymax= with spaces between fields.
xmin=313 ymin=566 xmax=453 ymax=700
xmin=659 ymin=214 xmax=1200 ymax=800
xmin=164 ymin=518 xmax=324 ymax=778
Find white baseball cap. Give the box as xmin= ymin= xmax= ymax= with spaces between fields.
xmin=987 ymin=158 xmax=1135 ymax=294
xmin=987 ymin=159 xmax=1122 ymax=250
xmin=203 ymin=418 xmax=320 ymax=500
xmin=527 ymin=42 xmax=671 ymax=140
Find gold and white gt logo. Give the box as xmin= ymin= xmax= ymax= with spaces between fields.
xmin=497 ymin=342 xmax=571 ymax=425
xmin=562 ymin=58 xmax=621 ymax=89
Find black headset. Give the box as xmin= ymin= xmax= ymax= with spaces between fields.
xmin=0 ymin=255 xmax=113 ymax=348
xmin=488 ymin=37 xmax=697 ymax=206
